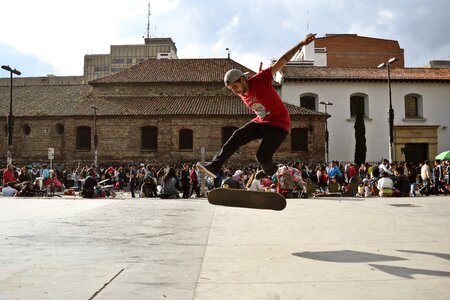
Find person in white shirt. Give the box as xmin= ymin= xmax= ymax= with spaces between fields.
xmin=377 ymin=171 xmax=394 ymax=197
xmin=248 ymin=177 xmax=264 ymax=191
xmin=378 ymin=159 xmax=392 ymax=176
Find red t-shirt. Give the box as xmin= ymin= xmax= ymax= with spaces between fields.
xmin=3 ymin=169 xmax=16 ymax=185
xmin=239 ymin=67 xmax=290 ymax=132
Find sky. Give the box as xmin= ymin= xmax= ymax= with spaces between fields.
xmin=1 ymin=0 xmax=449 ymax=77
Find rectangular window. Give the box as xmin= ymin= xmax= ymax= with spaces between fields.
xmin=111 ymin=58 xmax=126 ymax=64
xmin=405 ymin=95 xmax=418 ymax=117
xmin=111 ymin=68 xmax=124 ymax=73
xmin=179 ymin=129 xmax=193 ymax=150
xmin=350 ymin=96 xmax=365 ymax=118
xmin=76 ymin=126 xmax=91 ymax=150
xmin=142 ymin=126 xmax=157 ymax=150
xmin=94 ymin=66 xmax=109 ymax=72
xmin=291 ymin=128 xmax=308 ymax=151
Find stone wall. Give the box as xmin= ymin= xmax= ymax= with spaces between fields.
xmin=0 ymin=115 xmax=325 ymax=168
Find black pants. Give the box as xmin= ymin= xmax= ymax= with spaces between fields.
xmin=209 ymin=122 xmax=288 ymax=175
xmin=129 ymin=180 xmax=136 ymax=198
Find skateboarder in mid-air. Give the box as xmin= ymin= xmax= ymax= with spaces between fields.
xmin=197 ymin=33 xmax=316 ymax=180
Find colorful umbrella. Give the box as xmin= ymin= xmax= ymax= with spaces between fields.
xmin=435 ymin=150 xmax=450 ymax=161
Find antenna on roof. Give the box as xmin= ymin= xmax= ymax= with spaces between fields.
xmin=146 ymin=2 xmax=151 ymax=39
xmin=306 ymin=9 xmax=309 ymax=32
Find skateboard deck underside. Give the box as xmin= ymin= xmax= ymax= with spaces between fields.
xmin=208 ymin=188 xmax=287 ymax=211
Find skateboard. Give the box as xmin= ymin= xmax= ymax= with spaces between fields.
xmin=207 ymin=188 xmax=287 ymax=211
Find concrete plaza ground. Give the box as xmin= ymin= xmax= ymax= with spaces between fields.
xmin=1 ymin=194 xmax=449 ymax=300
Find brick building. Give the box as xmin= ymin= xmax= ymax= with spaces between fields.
xmin=295 ymin=34 xmax=405 ymax=68
xmin=0 ymin=59 xmax=327 ymax=168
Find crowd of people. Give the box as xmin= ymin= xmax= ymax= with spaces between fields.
xmin=0 ymin=158 xmax=449 ymax=198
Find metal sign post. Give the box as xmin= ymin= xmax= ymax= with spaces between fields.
xmin=48 ymin=147 xmax=54 ymax=170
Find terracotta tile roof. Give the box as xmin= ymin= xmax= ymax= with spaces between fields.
xmin=0 ymin=85 xmax=320 ymax=117
xmin=0 ymin=84 xmax=93 ymax=117
xmin=90 ymin=58 xmax=256 ymax=84
xmin=281 ymin=66 xmax=450 ymax=82
xmin=89 ymin=96 xmax=321 ymax=117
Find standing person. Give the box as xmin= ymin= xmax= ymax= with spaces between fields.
xmin=190 ymin=164 xmax=201 ymax=198
xmin=41 ymin=164 xmax=51 ymax=191
xmin=433 ymin=160 xmax=449 ymax=194
xmin=420 ymin=160 xmax=432 ymax=196
xmin=128 ymin=164 xmax=137 ymax=198
xmin=196 ymin=33 xmax=316 ymax=180
xmin=326 ymin=161 xmax=341 ymax=184
xmin=406 ymin=162 xmax=417 ymax=197
xmin=378 ymin=159 xmax=392 ymax=176
xmin=180 ymin=163 xmax=191 ymax=199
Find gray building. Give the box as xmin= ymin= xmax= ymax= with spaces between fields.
xmin=84 ymin=37 xmax=178 ymax=82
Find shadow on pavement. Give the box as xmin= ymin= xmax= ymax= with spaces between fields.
xmin=369 ymin=264 xmax=450 ymax=279
xmin=292 ymin=250 xmax=407 ymax=263
xmin=397 ymin=250 xmax=450 ymax=261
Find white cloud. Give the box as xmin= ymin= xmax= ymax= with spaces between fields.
xmin=377 ymin=8 xmax=395 ymax=24
xmin=1 ymin=0 xmax=447 ymax=75
xmin=0 ymin=0 xmax=180 ymax=75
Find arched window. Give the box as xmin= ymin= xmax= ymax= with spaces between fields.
xmin=141 ymin=126 xmax=158 ymax=150
xmin=222 ymin=126 xmax=238 ymax=145
xmin=404 ymin=94 xmax=423 ymax=118
xmin=179 ymin=129 xmax=193 ymax=150
xmin=350 ymin=93 xmax=369 ymax=117
xmin=23 ymin=124 xmax=31 ymax=136
xmin=300 ymin=94 xmax=317 ymax=111
xmin=291 ymin=128 xmax=308 ymax=151
xmin=76 ymin=126 xmax=91 ymax=150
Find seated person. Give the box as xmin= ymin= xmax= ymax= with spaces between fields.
xmin=15 ymin=181 xmax=37 ymax=197
xmin=2 ymin=182 xmax=18 ymax=197
xmin=160 ymin=167 xmax=179 ymax=199
xmin=327 ymin=175 xmax=341 ymax=193
xmin=377 ymin=171 xmax=394 ymax=197
xmin=221 ymin=173 xmax=241 ymax=189
xmin=393 ymin=167 xmax=410 ymax=197
xmin=81 ymin=176 xmax=97 ymax=198
xmin=141 ymin=175 xmax=157 ymax=197
xmin=261 ymin=176 xmax=273 ymax=188
xmin=247 ymin=174 xmax=264 ymax=191
xmin=363 ymin=179 xmax=373 ymax=197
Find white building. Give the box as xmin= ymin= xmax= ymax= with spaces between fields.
xmin=279 ymin=65 xmax=450 ymax=164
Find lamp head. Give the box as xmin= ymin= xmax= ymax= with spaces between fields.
xmin=2 ymin=65 xmax=21 ymax=75
xmin=388 ymin=57 xmax=398 ymax=64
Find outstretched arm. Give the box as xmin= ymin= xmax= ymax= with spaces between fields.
xmin=271 ymin=33 xmax=316 ymax=77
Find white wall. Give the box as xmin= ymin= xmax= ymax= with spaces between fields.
xmin=281 ymin=81 xmax=450 ymax=162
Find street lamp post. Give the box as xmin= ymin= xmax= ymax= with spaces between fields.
xmin=90 ymin=105 xmax=98 ymax=166
xmin=1 ymin=65 xmax=21 ymax=165
xmin=377 ymin=57 xmax=398 ymax=163
xmin=319 ymin=101 xmax=333 ymax=164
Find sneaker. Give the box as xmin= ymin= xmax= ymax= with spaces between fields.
xmin=196 ymin=162 xmax=217 ymax=179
